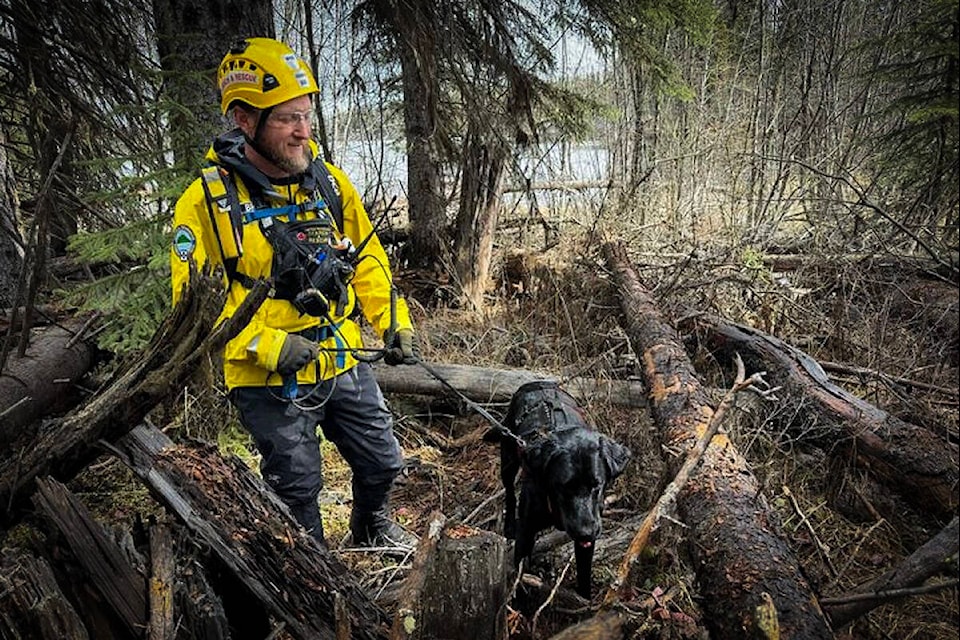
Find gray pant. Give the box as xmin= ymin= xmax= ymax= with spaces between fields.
xmin=229 ymin=363 xmax=403 ymax=535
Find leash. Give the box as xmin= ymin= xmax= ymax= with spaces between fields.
xmin=414 ymin=358 xmax=527 ymax=449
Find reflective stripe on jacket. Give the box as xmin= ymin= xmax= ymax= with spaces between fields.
xmin=170 ymin=139 xmax=411 ymax=390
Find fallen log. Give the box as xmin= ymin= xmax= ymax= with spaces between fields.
xmin=113 ymin=422 xmax=391 ymax=640
xmin=0 ymin=322 xmax=94 ymax=440
xmin=602 ymin=240 xmax=833 ymax=639
xmin=684 ymin=314 xmax=959 ymax=520
xmin=0 ymin=265 xmax=269 ymax=526
xmin=373 ymin=362 xmax=648 ymax=409
xmin=823 ymin=516 xmax=959 ymax=628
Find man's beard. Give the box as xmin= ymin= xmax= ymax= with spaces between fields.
xmin=262 ymin=139 xmax=311 ymax=175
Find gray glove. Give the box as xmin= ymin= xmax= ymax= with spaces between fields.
xmin=276 ymin=334 xmax=318 ymax=376
xmin=384 ymin=329 xmax=419 ymax=365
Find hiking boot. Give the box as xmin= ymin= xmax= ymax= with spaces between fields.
xmin=350 ymin=509 xmax=418 ymax=550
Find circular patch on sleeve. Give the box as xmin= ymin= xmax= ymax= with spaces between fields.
xmin=173 ymin=225 xmax=196 ymax=262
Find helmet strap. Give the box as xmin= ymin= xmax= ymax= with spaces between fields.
xmin=243 ymin=105 xmax=274 ymax=159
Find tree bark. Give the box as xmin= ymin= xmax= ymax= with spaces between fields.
xmin=453 ymin=124 xmax=507 ymax=310
xmin=152 ymin=0 xmax=274 ymax=167
xmin=823 ymin=516 xmax=959 ymax=628
xmin=0 ymin=322 xmax=94 ymax=441
xmin=602 ymin=240 xmax=833 ymax=640
xmin=411 ymin=524 xmax=509 ymax=640
xmin=114 ymin=422 xmax=391 ymax=640
xmin=0 ymin=267 xmax=267 ymax=526
xmin=0 ymin=127 xmax=22 ymax=308
xmin=684 ymin=314 xmax=959 ymax=520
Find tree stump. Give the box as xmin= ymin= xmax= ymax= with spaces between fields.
xmin=413 ymin=524 xmax=510 ymax=640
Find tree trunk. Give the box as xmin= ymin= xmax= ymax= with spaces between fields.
xmin=389 ymin=2 xmax=447 ymax=269
xmin=115 ymin=422 xmax=391 ymax=640
xmin=0 ymin=127 xmax=23 ymax=308
xmin=0 ymin=549 xmax=90 ymax=640
xmin=602 ymin=240 xmax=833 ymax=640
xmin=684 ymin=314 xmax=959 ymax=520
xmin=0 ymin=322 xmax=95 ymax=442
xmin=152 ymin=0 xmax=274 ymax=167
xmin=0 ymin=268 xmax=267 ymax=526
xmin=453 ymin=125 xmax=507 ymax=310
xmin=410 ymin=524 xmax=509 ymax=640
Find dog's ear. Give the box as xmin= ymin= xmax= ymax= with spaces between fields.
xmin=599 ymin=435 xmax=631 ymax=481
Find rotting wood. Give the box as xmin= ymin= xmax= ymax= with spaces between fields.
xmin=174 ymin=556 xmax=230 ymax=640
xmin=602 ymin=240 xmax=833 ymax=640
xmin=390 ymin=510 xmax=447 ymax=640
xmin=114 ymin=422 xmax=391 ymax=640
xmin=823 ymin=516 xmax=959 ymax=628
xmin=0 ymin=548 xmax=90 ymax=640
xmin=413 ymin=523 xmax=509 ymax=640
xmin=684 ymin=313 xmax=959 ymax=520
xmin=0 ymin=265 xmax=269 ymax=526
xmin=545 ymin=611 xmax=624 ymax=640
xmin=32 ymin=476 xmax=147 ymax=638
xmin=148 ymin=522 xmax=175 ymax=640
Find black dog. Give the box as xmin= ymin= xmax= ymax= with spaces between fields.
xmin=485 ymin=380 xmax=631 ymax=598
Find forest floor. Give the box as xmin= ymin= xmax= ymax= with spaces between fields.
xmin=66 ymin=228 xmax=959 ymax=639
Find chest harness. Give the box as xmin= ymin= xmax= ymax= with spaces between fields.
xmin=199 ymin=157 xmax=356 ymax=321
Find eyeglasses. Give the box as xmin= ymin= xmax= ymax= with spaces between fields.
xmin=268 ymin=109 xmax=314 ymax=127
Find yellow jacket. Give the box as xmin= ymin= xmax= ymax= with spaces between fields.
xmin=170 ymin=131 xmax=411 ymax=389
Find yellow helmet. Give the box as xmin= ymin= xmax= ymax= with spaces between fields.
xmin=217 ymin=37 xmax=318 ymax=114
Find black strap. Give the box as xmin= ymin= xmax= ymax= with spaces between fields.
xmin=205 ymin=155 xmax=344 ymax=287
xmin=306 ymin=160 xmax=344 ymax=232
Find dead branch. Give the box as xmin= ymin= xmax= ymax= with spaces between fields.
xmin=602 ymin=354 xmax=770 ymax=607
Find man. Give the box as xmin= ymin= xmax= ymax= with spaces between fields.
xmin=170 ymin=37 xmax=419 ymax=550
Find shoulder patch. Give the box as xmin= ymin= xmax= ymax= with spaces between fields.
xmin=173 ymin=225 xmax=196 ymax=262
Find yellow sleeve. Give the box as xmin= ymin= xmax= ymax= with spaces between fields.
xmin=171 ymin=179 xmax=222 ymax=307
xmin=327 ymin=164 xmax=413 ymax=337
xmin=171 ymin=176 xmax=290 ymax=373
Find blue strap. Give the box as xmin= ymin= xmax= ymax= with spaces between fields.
xmin=242 ymin=198 xmax=327 ymax=224
xmin=298 ymin=323 xmax=347 ymax=369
